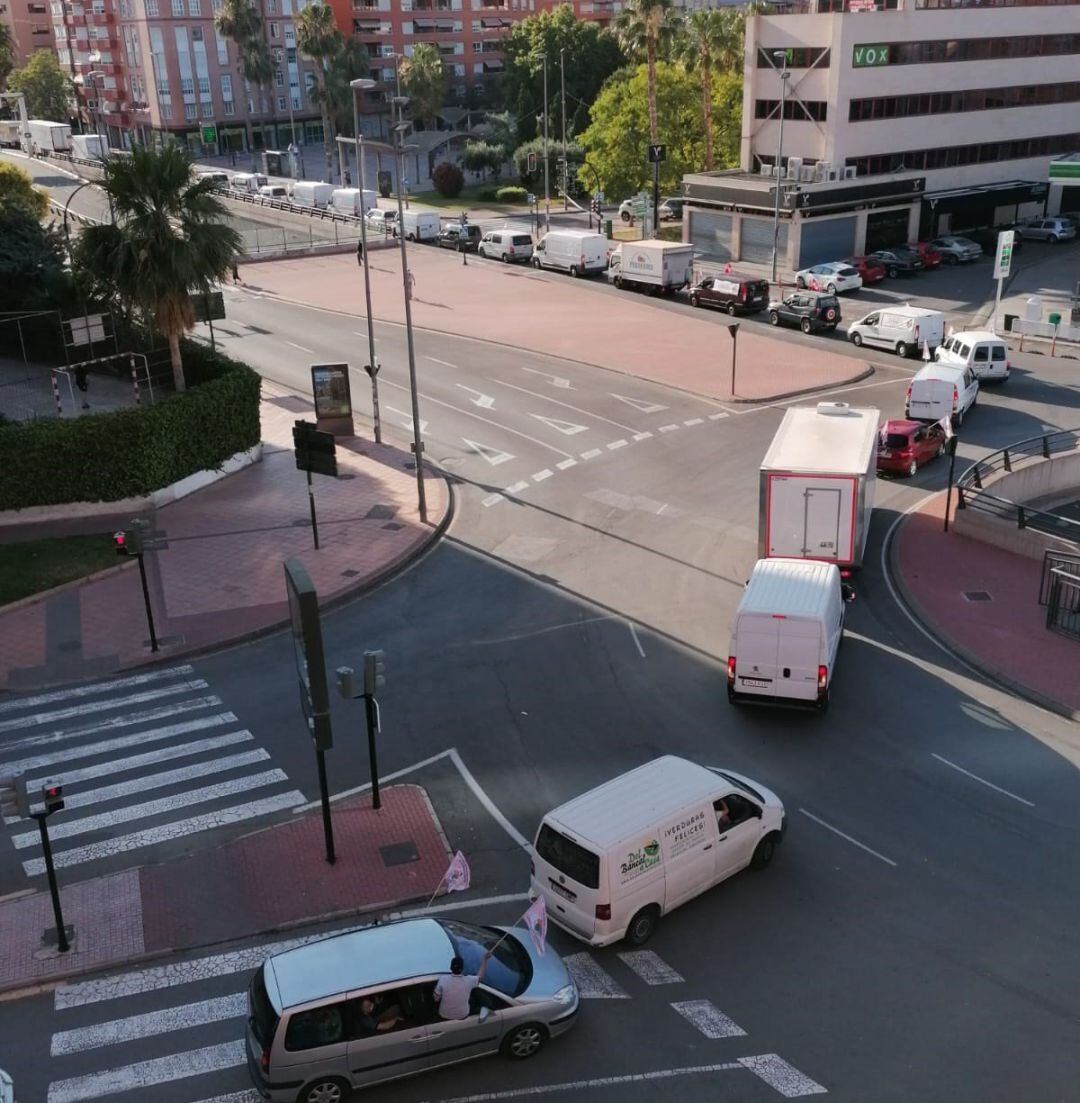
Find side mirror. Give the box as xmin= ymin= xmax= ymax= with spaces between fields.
xmin=841 ymin=583 xmax=856 ymax=604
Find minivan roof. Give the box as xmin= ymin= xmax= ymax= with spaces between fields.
xmin=878 ymin=305 xmax=942 ymax=319
xmin=738 ymin=557 xmax=839 ymax=619
xmin=546 ymin=756 xmax=722 ymax=849
xmin=946 ymin=329 xmax=1002 ymax=344
xmin=265 ymin=919 xmax=453 ymax=1009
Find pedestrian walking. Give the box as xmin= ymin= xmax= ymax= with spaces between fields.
xmin=73 ymin=364 xmax=89 ymax=409
xmin=231 ymin=261 xmax=241 ymax=284
xmin=356 ymin=237 xmax=364 ymax=265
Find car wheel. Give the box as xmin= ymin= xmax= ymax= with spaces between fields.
xmin=896 ymin=341 xmax=909 ymax=358
xmin=532 ymin=257 xmax=541 ymax=269
xmin=826 ymin=282 xmax=837 ymax=294
xmin=727 ymin=685 xmax=738 ymax=704
xmin=769 ymin=311 xmax=780 ymax=326
xmin=570 ymin=265 xmax=580 ymax=278
xmin=620 ymin=210 xmax=631 ymax=223
xmin=750 ymin=835 xmax=777 ymax=870
xmin=907 ymin=459 xmax=918 ymax=477
xmin=726 ymin=301 xmax=737 ymax=316
xmin=887 ymin=266 xmax=898 ymax=278
xmin=947 ymin=255 xmax=958 ymax=266
xmin=795 ymin=276 xmax=806 ymax=288
xmin=953 ymin=410 xmax=963 ymax=430
xmin=502 ymin=252 xmax=511 ymax=263
xmin=625 ymin=905 xmax=660 ymax=946
xmin=689 ymin=294 xmax=699 ymax=308
xmin=852 ymin=332 xmax=863 ymax=347
xmin=614 ymin=275 xmax=623 ymax=289
xmin=815 ymin=685 xmax=831 ymax=713
xmin=501 ymin=1023 xmax=548 ymax=1060
xmin=407 ymin=233 xmax=416 ymax=242
xmin=800 ymin=317 xmax=812 ymax=334
xmin=1050 ymin=234 xmax=1060 ymax=244
xmin=301 ymin=1077 xmax=350 ymax=1103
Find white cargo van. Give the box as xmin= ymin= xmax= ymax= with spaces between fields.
xmin=329 ymin=187 xmax=377 ymax=216
xmin=532 ymin=230 xmax=608 ymax=277
xmin=906 ymin=363 xmax=978 ymax=427
xmin=727 ymin=558 xmax=848 ymax=710
xmin=935 ymin=330 xmax=1009 ymax=382
xmin=396 ymin=209 xmax=441 ymax=242
xmin=230 ymin=172 xmax=268 ymax=194
xmin=530 ymin=756 xmax=785 ymax=947
xmin=291 ymin=181 xmax=333 ymax=209
xmin=848 ymin=305 xmax=945 ymax=358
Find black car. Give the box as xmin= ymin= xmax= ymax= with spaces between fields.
xmin=767 ymin=291 xmax=841 ymax=333
xmin=437 ymin=224 xmax=482 ymax=252
xmin=870 ymin=248 xmax=923 ymax=277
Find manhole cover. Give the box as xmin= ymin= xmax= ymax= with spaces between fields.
xmin=380 ymin=841 xmax=419 ymax=868
xmin=963 ymin=591 xmax=993 ymax=602
xmin=341 ymin=568 xmax=360 ymax=578
xmin=366 ymin=504 xmax=397 ymax=520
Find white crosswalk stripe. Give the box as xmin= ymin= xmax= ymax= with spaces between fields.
xmin=563 ymin=953 xmax=629 ymax=998
xmin=671 ymin=999 xmax=747 ymax=1038
xmin=0 ymin=665 xmax=194 ymax=715
xmin=618 ymin=950 xmax=685 ymax=985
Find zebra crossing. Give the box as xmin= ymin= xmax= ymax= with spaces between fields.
xmin=33 ymin=931 xmax=826 ymax=1103
xmin=0 ymin=665 xmax=304 ymax=879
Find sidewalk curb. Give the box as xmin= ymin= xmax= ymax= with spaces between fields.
xmin=0 ymin=557 xmax=136 ymax=618
xmin=728 ymin=363 xmax=875 ymax=404
xmin=886 ymin=503 xmax=1080 ymax=723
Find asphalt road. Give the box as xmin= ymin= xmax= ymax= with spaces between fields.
xmin=1 ymin=160 xmax=1079 ymax=1103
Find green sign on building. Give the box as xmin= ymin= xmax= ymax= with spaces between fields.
xmin=1048 ymin=158 xmax=1080 ymax=181
xmin=201 ymin=124 xmax=217 ymax=144
xmin=852 ymin=44 xmax=891 ymax=67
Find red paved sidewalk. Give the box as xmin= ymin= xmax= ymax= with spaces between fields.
xmin=0 ymin=380 xmax=449 ymax=691
xmin=0 ymin=784 xmax=452 ymax=992
xmin=241 ymin=250 xmax=872 ymax=402
xmin=894 ymin=491 xmax=1080 ymax=717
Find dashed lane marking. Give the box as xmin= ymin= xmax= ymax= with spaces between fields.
xmin=708 ymin=412 xmax=729 ymax=420
xmin=563 ymin=953 xmax=629 ymax=998
xmin=799 ymin=808 xmax=897 ymax=867
xmin=580 ymin=448 xmax=602 ymax=460
xmin=671 ymin=999 xmax=747 ymax=1038
xmin=658 ymin=424 xmax=679 ymax=433
xmin=532 ymin=469 xmax=553 ymax=482
xmin=931 ymin=753 xmax=1035 ymax=807
xmin=632 ymin=431 xmax=653 ymax=441
xmin=617 ymin=949 xmax=682 ymax=984
xmin=556 ymin=458 xmax=577 ymax=470
xmin=684 ymin=417 xmax=704 ymax=426
xmin=606 ymin=439 xmax=627 ymax=451
xmin=504 ymin=481 xmax=530 ymax=494
xmin=481 ymin=493 xmax=505 ymax=507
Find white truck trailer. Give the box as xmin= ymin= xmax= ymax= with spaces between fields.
xmin=758 ymin=402 xmax=879 ymax=572
xmin=607 ymin=239 xmax=694 ymax=294
xmin=27 ymin=120 xmax=71 ymax=155
xmin=71 ymin=133 xmax=106 ymax=159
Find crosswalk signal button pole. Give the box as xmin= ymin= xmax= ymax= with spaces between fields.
xmin=362 ymin=650 xmax=385 ymax=810
xmin=34 ymin=779 xmax=71 ymax=953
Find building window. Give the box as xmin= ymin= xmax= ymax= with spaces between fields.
xmin=188 ymin=0 xmax=200 ymax=12
xmin=275 ymin=69 xmax=284 ymax=85
xmin=756 ymin=46 xmax=829 ymax=69
xmin=145 ymin=0 xmax=158 ymax=12
xmin=268 ymin=0 xmax=276 ymax=9
xmin=277 ymin=95 xmax=286 ymax=110
xmin=755 ymin=99 xmax=827 ymax=122
xmin=223 ymin=99 xmax=235 ymax=115
xmin=846 ymin=130 xmax=1080 ymax=177
xmin=850 ymin=81 xmax=1080 ymax=121
xmin=852 ymin=33 xmax=1080 ymax=69
xmin=269 ymin=21 xmax=279 ymax=37
xmin=171 ymin=0 xmax=183 ymax=13
xmin=185 ymin=101 xmax=197 ymax=119
xmin=191 ymin=25 xmax=202 ymax=40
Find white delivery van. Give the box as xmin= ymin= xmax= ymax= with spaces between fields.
xmin=71 ymin=133 xmax=106 ymax=159
xmin=727 ymin=558 xmax=848 ymax=710
xmin=258 ymin=183 xmax=288 ymax=199
xmin=397 ymin=209 xmax=441 ymax=242
xmin=198 ymin=170 xmax=230 ymax=187
xmin=935 ymin=330 xmax=1009 ymax=382
xmin=530 ymin=756 xmax=785 ymax=947
xmin=230 ymin=172 xmax=268 ymax=193
xmin=291 ymin=181 xmax=333 ymax=209
xmin=848 ymin=305 xmax=946 ymax=358
xmin=329 ymin=187 xmax=377 ymax=216
xmin=906 ymin=363 xmax=978 ymax=427
xmin=532 ymin=229 xmax=609 ymax=277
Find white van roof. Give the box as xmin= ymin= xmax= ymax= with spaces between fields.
xmin=547 ymin=756 xmax=722 ymax=849
xmin=761 ymin=402 xmax=880 ymax=475
xmin=738 ymin=558 xmax=839 ymax=619
xmin=879 ymin=305 xmax=943 ymax=320
xmin=542 ymin=229 xmax=607 ymax=242
xmin=912 ymin=362 xmax=968 ymax=382
xmin=332 ymin=187 xmax=360 ymax=197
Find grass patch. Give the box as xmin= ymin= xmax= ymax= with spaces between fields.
xmin=407 ymin=184 xmax=529 ymax=213
xmin=0 ymin=533 xmax=119 ymax=606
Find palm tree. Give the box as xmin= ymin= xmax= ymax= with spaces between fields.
xmin=215 ymin=0 xmax=273 ymax=167
xmin=78 ymin=146 xmax=242 ymax=393
xmin=400 ymin=43 xmax=446 ymax=129
xmin=615 ymin=0 xmax=674 ymax=145
xmin=677 ymin=8 xmax=743 ymax=171
xmin=323 ymin=39 xmax=371 ymax=139
xmin=296 ymin=2 xmax=344 ymax=183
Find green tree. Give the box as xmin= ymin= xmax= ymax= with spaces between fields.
xmin=615 ymin=0 xmax=675 ymax=145
xmin=580 ymin=62 xmax=740 ymax=199
xmin=77 ymin=146 xmax=242 ymax=393
xmin=461 ymin=140 xmax=503 ymax=180
xmin=0 ymin=23 xmax=15 ymax=90
xmin=296 ymin=1 xmax=344 ymax=183
xmin=400 ymin=44 xmax=446 ymax=128
xmin=0 ymin=162 xmax=49 ymax=219
xmin=322 ymin=38 xmax=370 ymax=139
xmin=215 ymin=0 xmax=273 ymax=166
xmin=676 ymin=8 xmax=743 ymax=171
xmin=501 ymin=6 xmax=625 ymax=144
xmin=512 ymin=136 xmax=583 ymax=193
xmin=0 ymin=201 xmax=66 ymax=311
xmin=7 ymin=51 xmax=73 ymax=123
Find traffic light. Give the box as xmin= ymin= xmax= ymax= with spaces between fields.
xmin=42 ymin=780 xmax=64 ymax=814
xmin=590 ymin=197 xmax=601 ymax=217
xmin=113 ymin=528 xmax=143 ymax=556
xmin=363 ymin=649 xmax=386 ymax=696
xmin=527 ymin=152 xmax=537 ymax=174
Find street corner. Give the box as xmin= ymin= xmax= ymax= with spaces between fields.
xmin=724 ymin=332 xmax=877 ymax=404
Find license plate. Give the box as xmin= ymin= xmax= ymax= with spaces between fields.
xmin=548 ymin=879 xmax=576 ymax=902
xmin=740 ymin=677 xmax=771 ymax=688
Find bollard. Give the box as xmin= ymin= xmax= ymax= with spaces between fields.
xmin=130 ymin=355 xmax=141 ymax=406
xmin=51 ymin=370 xmax=62 ymax=416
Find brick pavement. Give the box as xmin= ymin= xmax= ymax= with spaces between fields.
xmin=894 ymin=490 xmax=1080 ymax=718
xmin=240 ymin=249 xmax=873 ymax=402
xmin=0 ymin=380 xmax=449 ymax=692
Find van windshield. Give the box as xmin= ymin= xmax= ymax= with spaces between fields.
xmin=712 ymin=770 xmax=766 ymax=803
xmin=437 ymin=920 xmax=532 ymax=997
xmin=249 ymin=967 xmax=280 ymax=1048
xmin=536 ymin=824 xmax=600 ymax=889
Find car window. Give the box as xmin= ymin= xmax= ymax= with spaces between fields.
xmin=973 ymin=345 xmax=989 ymax=362
xmin=865 ymin=314 xmax=879 ymax=325
xmin=991 ymin=346 xmax=1006 ymax=361
xmin=249 ymin=969 xmax=280 ymax=1049
xmin=347 ymin=983 xmax=437 ymax=1040
xmin=285 ymin=1002 xmax=347 ymax=1051
xmin=838 ymin=267 xmax=858 ymax=277
xmin=957 ymin=343 xmax=971 ymax=359
xmin=885 ymin=432 xmax=910 ymax=449
xmin=722 ymin=793 xmax=758 ymax=827
xmin=511 ymin=235 xmax=532 ymax=245
xmin=438 ymin=920 xmax=533 ymax=998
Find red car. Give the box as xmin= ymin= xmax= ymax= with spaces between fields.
xmin=908 ymin=241 xmax=943 ymax=269
xmin=845 ymin=255 xmax=886 ymax=284
xmin=877 ymin=419 xmax=947 ymax=477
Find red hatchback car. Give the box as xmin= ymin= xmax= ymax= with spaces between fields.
xmin=845 ymin=255 xmax=886 ymax=283
xmin=908 ymin=242 xmax=943 ymax=269
xmin=878 ymin=419 xmax=947 ymax=477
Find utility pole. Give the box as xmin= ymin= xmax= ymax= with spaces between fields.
xmin=560 ymin=48 xmax=567 ymax=212
xmin=541 ymin=52 xmax=550 ymax=232
xmin=769 ymin=50 xmax=790 ymax=285
xmin=351 ymin=78 xmax=381 ymax=444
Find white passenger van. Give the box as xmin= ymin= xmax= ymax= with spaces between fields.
xmin=530 ymin=756 xmax=785 ymax=947
xmin=230 ymin=172 xmax=268 ymax=193
xmin=847 ymin=304 xmax=945 ymax=358
xmin=531 ymin=230 xmax=609 ymax=277
xmin=935 ymin=329 xmax=1009 ymax=382
xmin=727 ymin=558 xmax=848 ymax=710
xmin=906 ymin=362 xmax=979 ymax=427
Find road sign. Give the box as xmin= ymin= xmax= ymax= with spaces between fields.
xmin=284 ymin=558 xmax=333 ymax=750
xmin=647 ymin=144 xmax=666 ymax=164
xmin=193 ymin=291 xmax=225 ymax=323
xmin=993 ymin=230 xmax=1015 ymax=280
xmin=293 ymin=419 xmax=338 ymax=478
xmin=201 ymin=124 xmax=217 ymax=144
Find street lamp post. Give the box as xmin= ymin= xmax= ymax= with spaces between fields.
xmin=539 ymin=52 xmax=550 ymax=232
xmin=560 ymin=48 xmax=567 ymax=212
xmin=769 ymin=51 xmax=790 ymax=285
xmin=351 ymin=77 xmax=381 ymax=445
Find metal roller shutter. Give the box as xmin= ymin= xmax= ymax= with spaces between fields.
xmin=688 ymin=209 xmax=733 ymax=261
xmin=797 ymin=216 xmax=857 ymax=268
xmin=741 ymin=216 xmax=787 ymax=264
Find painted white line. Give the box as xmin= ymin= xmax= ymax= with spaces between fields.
xmin=579 ymin=448 xmax=602 ymax=460
xmin=708 ymin=412 xmax=729 ymax=420
xmin=426 ymin=356 xmax=457 ymax=368
xmin=462 ymin=437 xmax=514 ymax=466
xmin=931 ymin=753 xmax=1035 ymax=807
xmin=520 ymin=366 xmax=572 ymax=389
xmin=491 ymin=379 xmax=635 ymax=432
xmin=683 ymin=417 xmax=704 ymax=426
xmin=467 ymin=616 xmax=615 ymax=648
xmin=383 ymin=404 xmax=429 ymax=434
xmin=610 ymin=393 xmax=668 ymax=414
xmin=456 ymin=384 xmax=495 ymax=409
xmin=504 ymin=481 xmax=530 ymax=494
xmin=46 ymin=1040 xmax=245 ymax=1103
xmin=658 ymin=423 xmax=679 ymax=433
xmin=798 ymin=808 xmax=897 ymax=867
xmin=606 ymin=439 xmax=627 ymax=451
xmin=556 ymin=458 xmax=577 ymax=470
xmin=671 ymin=999 xmax=747 ymax=1038
xmin=617 ymin=950 xmax=683 ymax=985
xmin=627 ymin=622 xmax=646 ymax=659
xmin=739 ymin=1054 xmax=827 ymax=1097
xmin=0 ymin=680 xmax=210 ymax=734
xmin=23 ymin=789 xmax=303 ymax=876
xmin=14 ymin=770 xmax=287 ymax=848
xmin=51 ymin=992 xmax=246 ymax=1056
xmin=632 ymin=431 xmax=653 ymax=441
xmin=447 ymin=748 xmax=531 ymax=850
xmin=285 ymin=341 xmax=314 ymax=354
xmin=0 ymin=667 xmax=194 ymax=715
xmin=563 ymin=953 xmax=629 ymax=998
xmin=481 ymin=493 xmax=505 ymax=508
xmin=532 ymin=469 xmax=553 ymax=482
xmin=187 ymin=1093 xmax=262 ymax=1103
xmin=424 ymin=1062 xmax=742 ymax=1102
xmin=531 ymin=413 xmax=589 ymax=437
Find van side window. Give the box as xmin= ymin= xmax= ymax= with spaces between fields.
xmin=722 ymin=794 xmax=759 ymax=827
xmin=347 ymin=983 xmax=436 ymax=1040
xmin=285 ymin=1003 xmax=347 ymax=1051
xmin=865 ymin=314 xmax=879 ymax=325
xmin=957 ymin=343 xmax=971 ymax=359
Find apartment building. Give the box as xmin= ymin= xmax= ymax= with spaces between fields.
xmin=684 ymin=0 xmax=1080 ymax=270
xmin=1 ymin=0 xmax=57 ymax=69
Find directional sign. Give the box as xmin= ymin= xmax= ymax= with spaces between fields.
xmin=993 ymin=230 xmax=1015 ymax=280
xmin=531 ymin=413 xmax=589 ymax=436
xmin=647 ymin=144 xmax=666 ymax=164
xmin=610 ymin=393 xmax=668 ymax=414
xmin=292 ymin=420 xmax=338 ymax=478
xmin=455 ymin=383 xmax=495 ymax=409
xmin=462 ymin=438 xmax=515 ymax=466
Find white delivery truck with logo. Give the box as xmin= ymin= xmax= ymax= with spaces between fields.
xmin=530 ymin=756 xmax=785 ymax=947
xmin=607 ymin=239 xmax=694 ymax=295
xmin=28 ymin=120 xmax=71 ymax=155
xmin=396 ymin=209 xmax=441 ymax=242
xmin=759 ymin=402 xmax=879 ymax=572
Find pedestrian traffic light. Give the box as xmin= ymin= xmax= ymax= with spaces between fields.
xmin=527 ymin=152 xmax=537 ymax=174
xmin=363 ymin=649 xmax=386 ymax=696
xmin=42 ymin=780 xmax=64 ymax=814
xmin=113 ymin=528 xmax=143 ymax=556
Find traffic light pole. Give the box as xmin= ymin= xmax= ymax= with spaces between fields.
xmin=363 ymin=693 xmax=381 ymax=810
xmin=33 ymin=812 xmax=70 ymax=952
xmin=135 ymin=550 xmax=159 ymax=653
xmin=307 ymin=469 xmax=320 ymax=550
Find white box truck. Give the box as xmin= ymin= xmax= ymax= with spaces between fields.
xmin=607 ymin=239 xmax=694 ymax=295
xmin=759 ymin=402 xmax=879 ymax=571
xmin=28 ymin=120 xmax=71 ymax=155
xmin=530 ymin=756 xmax=785 ymax=947
xmin=396 ymin=209 xmax=441 ymax=242
xmin=329 ymin=187 xmax=378 ymax=216
xmin=727 ymin=558 xmax=849 ymax=710
xmin=0 ymin=120 xmax=21 ymax=148
xmin=70 ymin=133 xmax=105 ymax=159
xmin=291 ymin=180 xmax=333 ymax=209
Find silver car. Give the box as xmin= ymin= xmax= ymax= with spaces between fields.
xmin=246 ymin=918 xmax=579 ymax=1103
xmin=929 ymin=236 xmax=983 ymax=264
xmin=1016 ymin=217 xmax=1076 ymax=243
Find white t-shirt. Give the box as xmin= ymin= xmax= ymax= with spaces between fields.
xmin=434 ymin=973 xmax=479 ymax=1020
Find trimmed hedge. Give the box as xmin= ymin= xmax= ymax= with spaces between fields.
xmin=495 ymin=186 xmax=527 ymax=203
xmin=476 ymin=186 xmax=499 ymax=202
xmin=0 ymin=343 xmax=261 ymax=510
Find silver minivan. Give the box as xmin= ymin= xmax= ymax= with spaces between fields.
xmin=247 ymin=918 xmax=579 ymax=1103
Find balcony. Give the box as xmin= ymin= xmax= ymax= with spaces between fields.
xmin=413 ymin=18 xmax=457 ymax=32
xmin=85 ymin=9 xmax=114 ymax=23
xmin=413 ymin=0 xmax=452 ymax=8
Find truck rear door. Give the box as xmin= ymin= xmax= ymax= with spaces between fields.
xmin=803 ymin=486 xmax=843 ymax=560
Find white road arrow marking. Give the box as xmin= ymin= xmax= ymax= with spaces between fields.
xmin=456 ymin=384 xmax=495 ymax=409
xmin=531 ymin=413 xmax=589 ymax=436
xmin=610 ymin=393 xmax=668 ymax=414
xmin=384 ymin=405 xmax=428 ymax=433
xmin=521 ymin=366 xmax=573 ymax=389
xmin=462 ymin=438 xmax=514 ymax=466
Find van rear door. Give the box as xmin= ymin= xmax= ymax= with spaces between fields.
xmin=908 ymin=377 xmax=951 ymax=420
xmin=533 ymin=821 xmax=600 ymax=940
xmin=777 ymin=617 xmax=823 ymax=702
xmin=732 ymin=614 xmax=780 ymax=700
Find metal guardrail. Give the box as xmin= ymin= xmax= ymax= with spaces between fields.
xmin=956 ymin=428 xmax=1080 ymax=544
xmin=1046 ymin=568 xmax=1080 ymax=641
xmin=220 ymin=187 xmax=366 ymax=226
xmin=1039 ymin=550 xmax=1080 ymax=605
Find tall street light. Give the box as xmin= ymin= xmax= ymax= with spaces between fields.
xmin=392 ymin=119 xmax=427 ymax=524
xmin=769 ymin=50 xmax=790 ymax=285
xmin=538 ymin=51 xmax=549 ymax=231
xmin=351 ymin=77 xmax=381 ymax=445
xmin=560 ymin=48 xmax=567 ymax=212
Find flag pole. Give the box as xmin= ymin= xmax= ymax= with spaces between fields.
xmin=425 ymin=872 xmax=448 ymax=911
